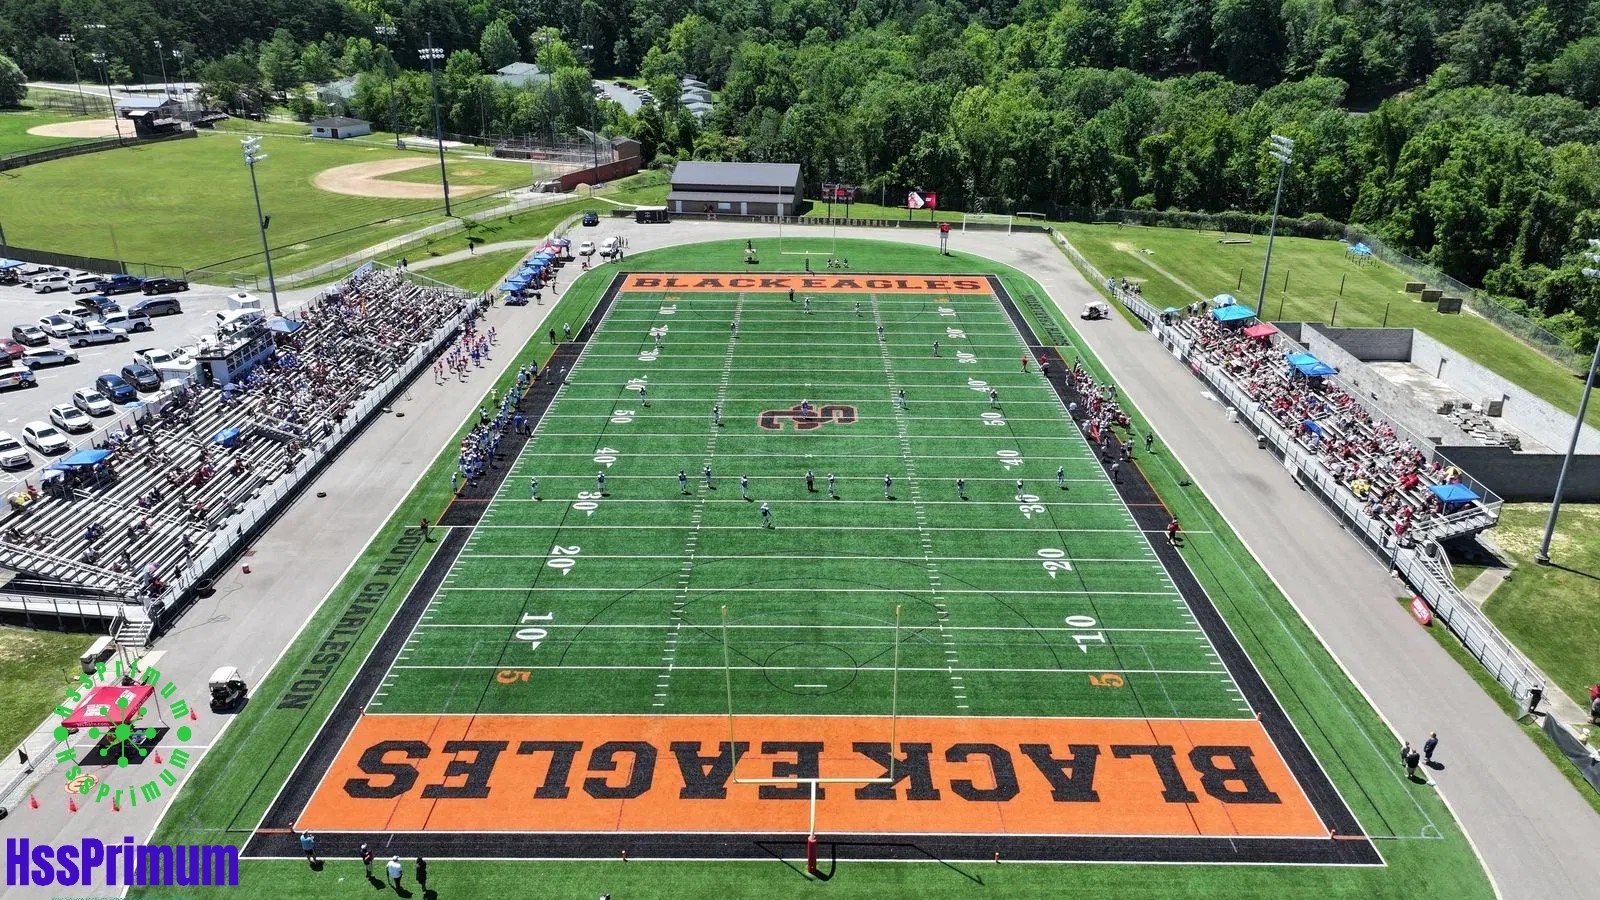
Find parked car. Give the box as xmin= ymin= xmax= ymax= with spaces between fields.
xmin=11 ymin=324 xmax=49 ymax=346
xmin=21 ymin=421 xmax=70 ymax=455
xmin=72 ymin=387 xmax=114 ymax=416
xmin=128 ymin=297 xmax=182 ymax=318
xmin=19 ymin=264 xmax=67 ymax=281
xmin=95 ymin=274 xmax=145 ymax=295
xmin=0 ymin=338 xmax=23 ymax=361
xmin=67 ymin=324 xmax=129 ymax=348
xmin=120 ymin=363 xmax=160 ymax=391
xmin=0 ymin=431 xmax=30 ymax=467
xmin=135 ymin=347 xmax=186 ymax=367
xmin=582 ymin=210 xmax=600 ymax=227
xmin=20 ymin=346 xmax=78 ymax=368
xmin=49 ymin=404 xmax=93 ymax=433
xmin=579 ymin=240 xmax=596 ymax=256
xmin=31 ymin=275 xmax=71 ymax=294
xmin=38 ymin=314 xmax=85 ymax=338
xmin=67 ymin=273 xmax=106 ymax=294
xmin=140 ymin=277 xmax=190 ymax=295
xmin=95 ymin=373 xmax=137 ymax=403
xmin=0 ymin=366 xmax=37 ymax=391
xmin=98 ymin=311 xmax=152 ymax=333
xmin=75 ymin=295 xmax=121 ymax=316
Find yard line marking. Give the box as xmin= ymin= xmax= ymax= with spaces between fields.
xmin=432 ymin=586 xmax=1181 ymax=596
xmin=389 ymin=664 xmax=1229 ymax=675
xmin=413 ymin=623 xmax=1205 ymax=634
xmin=471 ymin=524 xmax=1212 ymax=534
xmin=459 ymin=553 xmax=1160 ymax=563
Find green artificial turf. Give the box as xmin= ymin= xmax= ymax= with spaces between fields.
xmin=140 ymin=238 xmax=1491 ymax=899
xmin=1058 ymin=223 xmax=1599 ymax=428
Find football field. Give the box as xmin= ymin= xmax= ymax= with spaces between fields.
xmin=259 ymin=271 xmax=1376 ymax=865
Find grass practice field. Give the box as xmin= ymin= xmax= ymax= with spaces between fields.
xmin=0 ymin=109 xmax=102 ymax=156
xmin=140 ymin=240 xmax=1491 ymax=898
xmin=0 ymin=130 xmax=531 ymax=273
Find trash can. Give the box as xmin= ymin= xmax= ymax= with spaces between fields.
xmin=1257 ymin=434 xmax=1268 ymax=449
xmin=1225 ymin=408 xmax=1239 ymax=423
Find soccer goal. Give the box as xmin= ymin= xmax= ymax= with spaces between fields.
xmin=962 ymin=212 xmax=1014 ymax=233
xmin=774 ymin=215 xmax=838 ymax=258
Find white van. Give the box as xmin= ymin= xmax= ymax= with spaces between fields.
xmin=67 ymin=274 xmax=104 ymax=294
xmin=32 ymin=275 xmax=71 ymax=293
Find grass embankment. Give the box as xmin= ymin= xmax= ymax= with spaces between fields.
xmin=142 ymin=238 xmax=1490 ymax=898
xmin=0 ymin=626 xmax=94 ymax=752
xmin=1058 ymin=223 xmax=1598 ymax=428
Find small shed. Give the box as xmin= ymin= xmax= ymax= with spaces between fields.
xmin=495 ymin=62 xmax=550 ymax=90
xmin=309 ymin=116 xmax=371 ymax=140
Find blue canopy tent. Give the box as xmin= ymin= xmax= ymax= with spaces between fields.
xmin=499 ymin=277 xmax=532 ymax=292
xmin=1428 ymin=483 xmax=1480 ymax=505
xmin=1287 ymin=352 xmax=1338 ymax=377
xmin=50 ymin=449 xmax=113 ymax=469
xmin=1211 ymin=304 xmax=1256 ymax=323
xmin=212 ymin=426 xmax=242 ymax=448
xmin=1301 ymin=419 xmax=1324 ymax=439
xmin=1347 ymin=242 xmax=1373 ymax=257
xmin=0 ymin=259 xmax=24 ymax=270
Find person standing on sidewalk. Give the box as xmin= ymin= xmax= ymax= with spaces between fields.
xmin=1423 ymin=732 xmax=1439 ymax=765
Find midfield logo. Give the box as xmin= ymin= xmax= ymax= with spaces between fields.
xmin=758 ymin=403 xmax=858 ymax=431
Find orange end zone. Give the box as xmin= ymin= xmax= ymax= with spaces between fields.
xmin=622 ymin=274 xmax=994 ymax=294
xmin=296 ymin=715 xmax=1327 ymax=838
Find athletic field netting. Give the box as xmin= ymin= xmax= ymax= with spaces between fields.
xmin=265 ymin=272 xmax=1376 ymax=864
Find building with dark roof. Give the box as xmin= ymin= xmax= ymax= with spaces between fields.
xmin=668 ymin=161 xmax=803 ymax=217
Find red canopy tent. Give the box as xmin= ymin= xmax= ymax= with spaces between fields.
xmin=60 ymin=685 xmax=155 ymax=729
xmin=1242 ymin=323 xmax=1278 ymax=339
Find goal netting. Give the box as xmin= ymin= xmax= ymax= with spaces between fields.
xmin=962 ymin=213 xmax=1014 ymax=233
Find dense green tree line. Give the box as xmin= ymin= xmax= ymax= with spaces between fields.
xmin=2 ymin=0 xmax=1598 ymax=345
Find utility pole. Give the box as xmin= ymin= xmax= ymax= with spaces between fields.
xmin=420 ymin=34 xmax=452 ymax=216
xmin=375 ymin=24 xmax=401 ymax=149
xmin=582 ymin=44 xmax=599 ymax=175
xmin=153 ymin=39 xmax=169 ymax=97
xmin=1255 ymin=134 xmax=1295 ymax=316
xmin=89 ymin=51 xmax=124 ymax=142
xmin=241 ymin=138 xmax=281 ymax=316
xmin=1535 ymin=239 xmax=1600 ymax=565
xmin=58 ymin=34 xmax=89 ymax=115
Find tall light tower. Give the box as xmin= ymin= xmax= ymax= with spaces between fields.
xmin=1535 ymin=239 xmax=1600 ymax=565
xmin=374 ymin=24 xmax=402 ymax=149
xmin=1254 ymin=134 xmax=1295 ymax=316
xmin=581 ymin=43 xmax=599 ymax=174
xmin=172 ymin=48 xmax=186 ymax=102
xmin=241 ymin=138 xmax=282 ymax=316
xmin=89 ymin=51 xmax=124 ymax=141
xmin=57 ymin=34 xmax=89 ymax=115
xmin=420 ymin=35 xmax=452 ymax=216
xmin=153 ymin=39 xmax=169 ymax=97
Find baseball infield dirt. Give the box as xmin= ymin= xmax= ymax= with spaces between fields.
xmin=27 ymin=119 xmax=125 ymax=138
xmin=312 ymin=157 xmax=495 ymax=200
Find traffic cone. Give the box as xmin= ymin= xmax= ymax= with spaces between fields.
xmin=189 ymin=708 xmax=198 ymax=721
xmin=68 ymin=798 xmax=77 ymax=813
xmin=153 ymin=751 xmax=163 ymax=764
xmin=29 ymin=795 xmax=38 ymax=810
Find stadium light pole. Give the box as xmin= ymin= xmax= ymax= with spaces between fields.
xmin=57 ymin=34 xmax=89 ymax=116
xmin=241 ymin=138 xmax=282 ymax=317
xmin=172 ymin=49 xmax=186 ymax=102
xmin=581 ymin=44 xmax=599 ymax=175
xmin=1254 ymin=134 xmax=1295 ymax=317
xmin=375 ymin=24 xmax=401 ymax=149
xmin=89 ymin=51 xmax=124 ymax=142
xmin=153 ymin=39 xmax=169 ymax=97
xmin=420 ymin=35 xmax=452 ymax=217
xmin=1534 ymin=240 xmax=1600 ymax=566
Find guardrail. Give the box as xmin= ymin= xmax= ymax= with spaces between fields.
xmin=1107 ymin=284 xmax=1543 ymax=708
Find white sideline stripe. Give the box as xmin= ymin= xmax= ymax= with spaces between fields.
xmin=484 ymin=499 xmax=1125 ymax=508
xmin=472 ymin=524 xmax=1210 ymax=534
xmin=432 ymin=586 xmax=1179 ymax=596
xmin=412 ymin=623 xmax=1202 ymax=634
xmin=390 ymin=664 xmax=1224 ymax=675
xmin=457 ymin=554 xmax=1156 ymax=563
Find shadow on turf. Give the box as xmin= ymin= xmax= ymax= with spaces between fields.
xmin=755 ymin=840 xmax=984 ymax=885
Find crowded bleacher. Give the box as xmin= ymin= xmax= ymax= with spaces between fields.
xmin=1173 ymin=308 xmax=1492 ymax=542
xmin=0 ymin=268 xmax=469 ymax=607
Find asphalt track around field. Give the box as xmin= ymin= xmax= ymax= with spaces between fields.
xmin=242 ymin=274 xmax=1378 ymax=866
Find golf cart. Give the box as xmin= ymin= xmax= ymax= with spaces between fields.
xmin=1081 ymin=300 xmax=1111 ymax=320
xmin=208 ymin=666 xmax=248 ymax=711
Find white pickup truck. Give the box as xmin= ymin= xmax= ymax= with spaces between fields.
xmin=135 ymin=347 xmax=185 ymax=367
xmin=67 ymin=324 xmax=130 ymax=348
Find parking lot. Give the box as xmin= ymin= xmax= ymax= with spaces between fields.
xmin=0 ymin=278 xmax=275 ymax=485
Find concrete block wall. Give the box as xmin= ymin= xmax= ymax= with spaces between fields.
xmin=1435 ymin=445 xmax=1600 ymax=502
xmin=1304 ymin=326 xmax=1414 ymax=361
xmin=1407 ymin=331 xmax=1600 ymax=453
xmin=1298 ymin=329 xmax=1479 ymax=446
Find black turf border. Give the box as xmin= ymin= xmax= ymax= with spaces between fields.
xmin=245 ymin=271 xmax=1379 ymax=867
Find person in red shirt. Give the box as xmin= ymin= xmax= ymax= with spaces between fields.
xmin=1166 ymin=517 xmax=1183 ymax=547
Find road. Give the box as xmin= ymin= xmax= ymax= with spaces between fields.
xmin=2 ymin=221 xmax=1595 ymax=898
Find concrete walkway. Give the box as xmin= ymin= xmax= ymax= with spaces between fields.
xmin=6 ymin=220 xmax=1595 ymax=898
